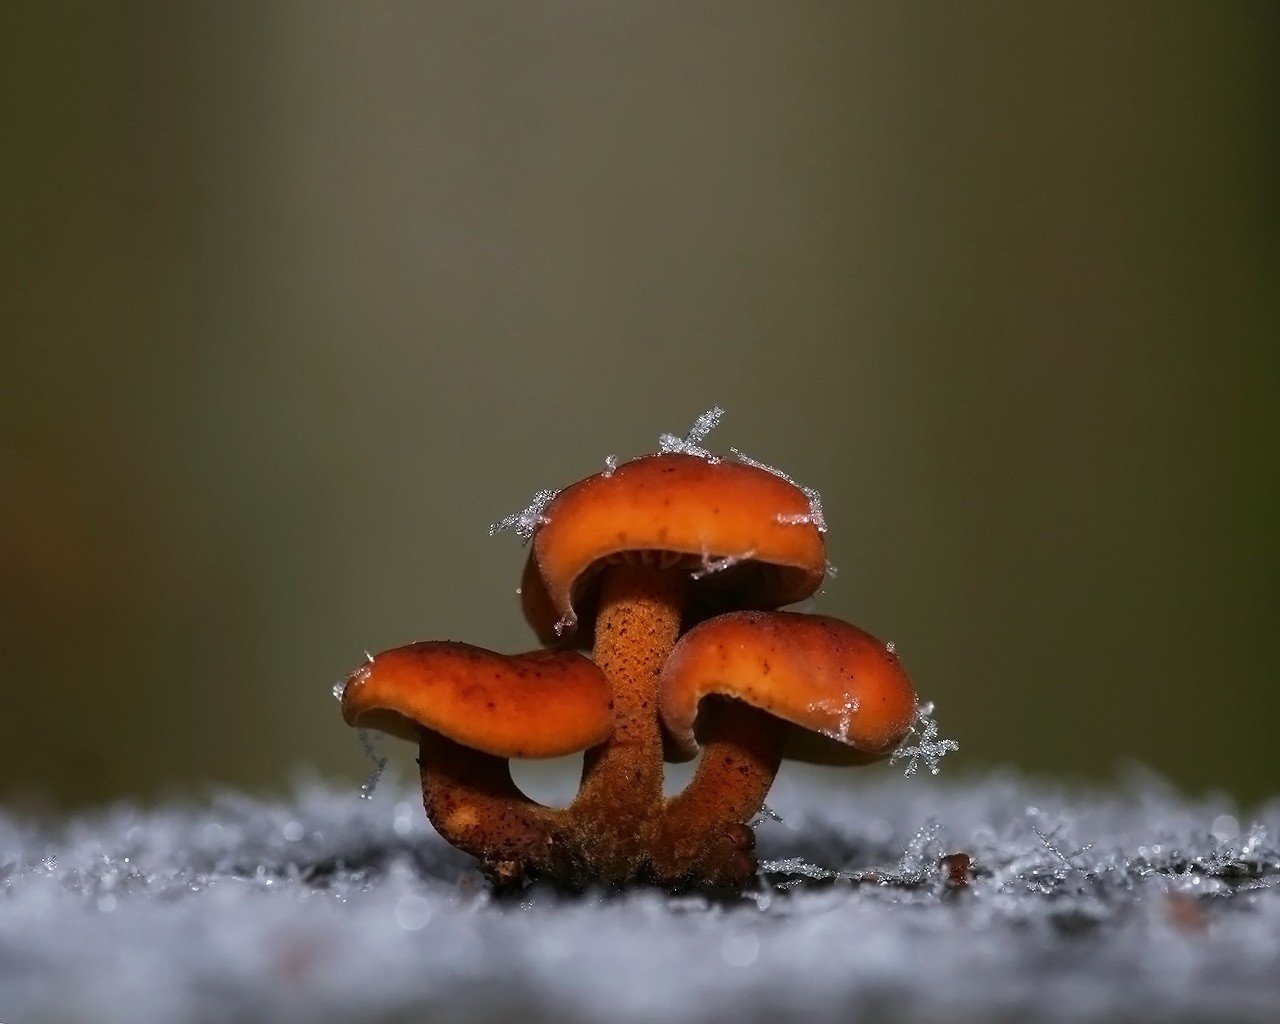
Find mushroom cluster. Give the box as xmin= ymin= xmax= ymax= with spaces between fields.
xmin=338 ymin=421 xmax=919 ymax=890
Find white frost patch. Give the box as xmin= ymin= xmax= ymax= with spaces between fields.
xmin=892 ymin=818 xmax=949 ymax=884
xmin=1031 ymin=824 xmax=1094 ymax=875
xmin=890 ymin=700 xmax=959 ymax=777
xmin=1 ymin=772 xmax=1278 ymax=1023
xmin=730 ymin=447 xmax=827 ymax=533
xmin=690 ymin=549 xmax=756 ymax=580
xmin=489 ymin=488 xmax=559 ymax=544
xmin=762 ymin=820 xmax=948 ymax=887
xmin=657 ymin=406 xmax=725 ymax=461
xmin=989 ymin=814 xmax=1097 ymax=895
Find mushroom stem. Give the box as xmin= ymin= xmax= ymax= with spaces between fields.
xmin=657 ymin=699 xmax=785 ymax=885
xmin=570 ymin=561 xmax=686 ymax=871
xmin=418 ymin=732 xmax=557 ymax=882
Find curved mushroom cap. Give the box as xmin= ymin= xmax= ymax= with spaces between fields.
xmin=340 ymin=642 xmax=613 ymax=758
xmin=522 ymin=453 xmax=826 ymax=646
xmin=659 ymin=611 xmax=917 ymax=765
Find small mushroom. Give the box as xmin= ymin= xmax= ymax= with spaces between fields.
xmin=518 ymin=453 xmax=827 ymax=881
xmin=337 ymin=424 xmax=930 ymax=891
xmin=656 ymin=611 xmax=917 ymax=884
xmin=339 ymin=642 xmax=612 ymax=878
xmin=521 ymin=452 xmax=826 ymax=645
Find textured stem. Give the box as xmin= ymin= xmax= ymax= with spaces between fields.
xmin=418 ymin=732 xmax=557 ymax=884
xmin=656 ymin=699 xmax=785 ymax=886
xmin=568 ymin=561 xmax=686 ymax=880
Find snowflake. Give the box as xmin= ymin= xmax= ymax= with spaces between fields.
xmin=488 ymin=488 xmax=559 ymax=543
xmin=658 ymin=406 xmax=725 ymax=461
xmin=890 ymin=700 xmax=959 ymax=777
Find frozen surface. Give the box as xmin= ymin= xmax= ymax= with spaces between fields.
xmin=2 ymin=771 xmax=1278 ymax=1024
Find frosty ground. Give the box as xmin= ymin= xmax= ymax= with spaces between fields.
xmin=2 ymin=770 xmax=1277 ymax=1024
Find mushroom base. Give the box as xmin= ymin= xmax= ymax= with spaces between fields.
xmin=417 ymin=733 xmax=557 ymax=877
xmin=417 ymin=701 xmax=785 ymax=892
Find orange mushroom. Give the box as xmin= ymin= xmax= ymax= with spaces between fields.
xmin=520 ymin=453 xmax=826 ymax=645
xmin=339 ymin=642 xmax=613 ymax=881
xmin=515 ymin=452 xmax=827 ymax=883
xmin=656 ymin=611 xmax=917 ymax=884
xmin=337 ymin=413 xmax=932 ymax=891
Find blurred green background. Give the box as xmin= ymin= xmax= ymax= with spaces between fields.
xmin=4 ymin=3 xmax=1277 ymax=809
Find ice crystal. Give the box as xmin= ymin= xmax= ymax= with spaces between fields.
xmin=762 ymin=818 xmax=949 ymax=888
xmin=809 ymin=694 xmax=861 ymax=742
xmin=988 ymin=813 xmax=1097 ymax=896
xmin=750 ymin=803 xmax=786 ymax=828
xmin=489 ymin=487 xmax=559 ymax=543
xmin=759 ymin=856 xmax=838 ymax=882
xmin=356 ymin=729 xmax=388 ymax=800
xmin=892 ymin=818 xmax=949 ymax=884
xmin=890 ymin=700 xmax=959 ymax=777
xmin=690 ymin=549 xmax=756 ymax=580
xmin=729 ymin=447 xmax=827 ymax=532
xmin=760 ymin=803 xmax=785 ymax=824
xmin=657 ymin=406 xmax=725 ymax=461
xmin=602 ymin=454 xmax=619 ymax=477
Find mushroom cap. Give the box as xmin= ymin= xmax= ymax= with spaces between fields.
xmin=339 ymin=641 xmax=614 ymax=758
xmin=659 ymin=611 xmax=917 ymax=765
xmin=522 ymin=453 xmax=826 ymax=646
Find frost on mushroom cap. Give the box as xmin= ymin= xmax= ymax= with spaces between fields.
xmin=659 ymin=611 xmax=917 ymax=765
xmin=339 ymin=642 xmax=614 ymax=759
xmin=520 ymin=453 xmax=827 ymax=645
